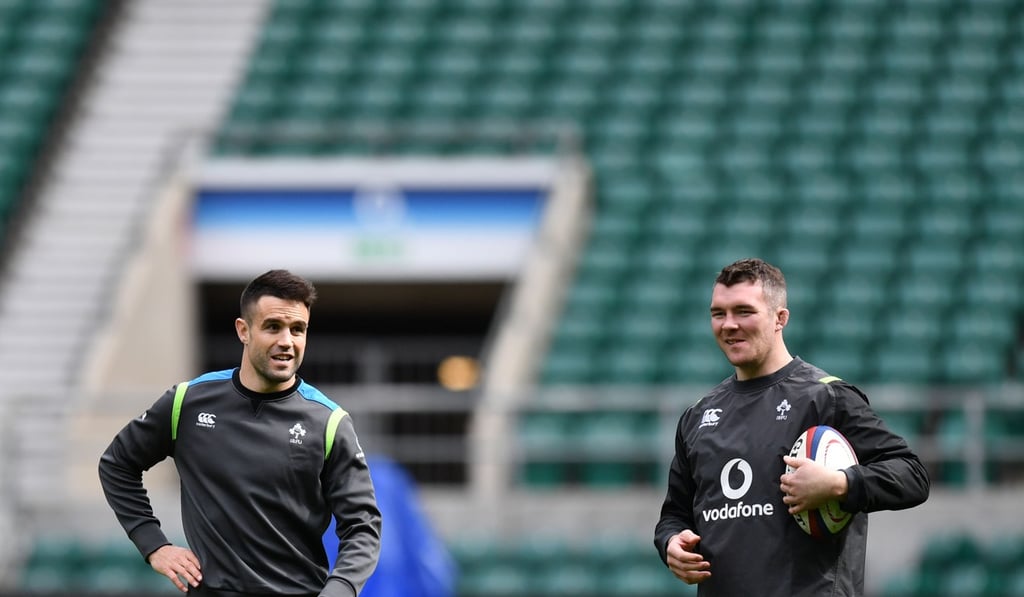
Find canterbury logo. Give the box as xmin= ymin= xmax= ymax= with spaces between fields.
xmin=196 ymin=412 xmax=217 ymax=428
xmin=699 ymin=408 xmax=723 ymax=428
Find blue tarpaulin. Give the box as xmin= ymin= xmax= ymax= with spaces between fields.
xmin=323 ymin=455 xmax=457 ymax=597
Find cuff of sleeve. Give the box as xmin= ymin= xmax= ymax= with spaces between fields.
xmin=319 ymin=578 xmax=357 ymax=597
xmin=841 ymin=466 xmax=866 ymax=513
xmin=653 ymin=531 xmax=675 ymax=566
xmin=128 ymin=522 xmax=171 ymax=562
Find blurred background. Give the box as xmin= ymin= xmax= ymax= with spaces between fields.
xmin=0 ymin=0 xmax=1022 ymax=596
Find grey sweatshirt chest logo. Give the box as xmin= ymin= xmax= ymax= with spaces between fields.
xmin=289 ymin=423 xmax=307 ymax=444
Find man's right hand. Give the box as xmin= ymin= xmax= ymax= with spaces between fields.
xmin=665 ymin=529 xmax=711 ymax=585
xmin=147 ymin=544 xmax=202 ymax=593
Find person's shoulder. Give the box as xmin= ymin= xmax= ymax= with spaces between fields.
xmin=794 ymin=359 xmax=869 ymax=401
xmin=295 ymin=379 xmax=345 ymax=414
xmin=687 ymin=375 xmax=736 ymax=411
xmin=787 ymin=358 xmax=841 ymax=385
xmin=171 ymin=369 xmax=235 ymax=400
xmin=188 ymin=369 xmax=235 ymax=387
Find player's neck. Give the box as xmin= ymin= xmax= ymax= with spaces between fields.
xmin=735 ymin=347 xmax=793 ymax=381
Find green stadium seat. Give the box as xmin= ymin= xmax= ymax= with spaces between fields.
xmin=779 ymin=202 xmax=844 ymax=243
xmin=539 ymin=350 xmax=595 ymax=386
xmin=982 ymin=415 xmax=1022 ymax=479
xmin=920 ymin=532 xmax=984 ymax=573
xmin=20 ymin=563 xmax=75 ymax=593
xmin=958 ymin=272 xmax=1024 ymax=311
xmin=535 ymin=561 xmax=601 ymax=595
xmin=939 ymin=343 xmax=1008 ymax=384
xmin=872 ymin=340 xmax=937 ymax=384
xmin=969 ymin=240 xmax=1024 ymax=273
xmin=6 ymin=46 xmax=75 ymax=85
xmin=848 ymin=205 xmax=909 ymax=244
xmin=20 ymin=536 xmax=87 ymax=592
xmin=605 ymin=561 xmax=690 ymax=596
xmin=878 ymin=571 xmax=920 ymax=597
xmin=952 ymin=308 xmax=1017 ymax=346
xmin=616 ymin=280 xmax=678 ymax=323
xmin=0 ymin=81 xmax=58 ymax=128
xmin=577 ymin=410 xmax=659 ymax=486
xmin=660 ymin=341 xmax=732 ymax=386
xmin=458 ymin=562 xmax=536 ymax=596
xmin=979 ymin=203 xmax=1024 ymax=240
xmin=598 ymin=341 xmax=662 ymax=385
xmin=876 ymin=409 xmax=926 ymax=446
xmin=1005 ymin=568 xmax=1024 ymax=597
xmin=827 ymin=273 xmax=890 ymax=312
xmin=910 ymin=205 xmax=975 ymax=241
xmin=79 ymin=560 xmax=155 ymax=594
xmin=882 ymin=310 xmax=942 ymax=346
xmin=448 ymin=534 xmax=508 ymax=586
xmin=938 ymin=563 xmax=993 ymax=597
xmin=510 ymin=535 xmax=574 ymax=572
xmin=518 ymin=411 xmax=575 ymax=486
xmin=986 ymin=534 xmax=1024 ymax=578
xmin=805 ymin=343 xmax=869 ymax=383
xmin=891 ymin=275 xmax=957 ymax=310
xmin=279 ymin=80 xmax=343 ymax=124
xmin=931 ymin=410 xmax=996 ymax=484
xmin=980 ymin=137 xmax=1024 ymax=179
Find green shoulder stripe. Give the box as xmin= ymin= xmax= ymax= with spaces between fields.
xmin=819 ymin=376 xmax=842 ymax=384
xmin=171 ymin=381 xmax=190 ymax=441
xmin=324 ymin=407 xmax=349 ymax=459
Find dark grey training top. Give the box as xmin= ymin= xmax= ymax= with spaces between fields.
xmin=99 ymin=369 xmax=381 ymax=597
xmin=654 ymin=358 xmax=930 ymax=597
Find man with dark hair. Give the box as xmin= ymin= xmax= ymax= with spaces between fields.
xmin=654 ymin=258 xmax=929 ymax=596
xmin=100 ymin=269 xmax=381 ymax=597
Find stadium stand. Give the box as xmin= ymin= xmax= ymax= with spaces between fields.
xmin=0 ymin=0 xmax=104 ymax=237
xmin=3 ymin=0 xmax=1024 ymax=595
xmin=205 ymin=0 xmax=1024 ymax=592
xmin=880 ymin=531 xmax=1024 ymax=597
xmin=0 ymin=0 xmax=269 ymax=593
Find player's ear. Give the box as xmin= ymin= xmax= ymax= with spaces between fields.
xmin=235 ymin=317 xmax=249 ymax=344
xmin=776 ymin=308 xmax=789 ymax=330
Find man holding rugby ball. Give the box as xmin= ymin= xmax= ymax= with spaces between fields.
xmin=654 ymin=258 xmax=929 ymax=596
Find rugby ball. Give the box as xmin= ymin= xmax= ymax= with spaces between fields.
xmin=786 ymin=425 xmax=858 ymax=538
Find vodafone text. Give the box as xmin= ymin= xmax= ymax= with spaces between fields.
xmin=702 ymin=501 xmax=775 ymax=522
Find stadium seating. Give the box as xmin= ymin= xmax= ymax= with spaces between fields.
xmin=0 ymin=0 xmax=103 ymax=230
xmin=451 ymin=535 xmax=691 ymax=597
xmin=211 ymin=0 xmax=1024 ymax=497
xmin=19 ymin=535 xmax=172 ymax=594
xmin=9 ymin=0 xmax=1022 ymax=595
xmin=881 ymin=531 xmax=1024 ymax=597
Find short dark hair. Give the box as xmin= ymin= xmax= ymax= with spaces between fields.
xmin=240 ymin=269 xmax=318 ymax=321
xmin=715 ymin=258 xmax=787 ymax=309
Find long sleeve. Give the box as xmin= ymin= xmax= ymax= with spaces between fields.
xmin=320 ymin=414 xmax=382 ymax=597
xmin=97 ymin=387 xmax=177 ymax=560
xmin=653 ymin=413 xmax=697 ymax=566
xmin=831 ymin=382 xmax=931 ymax=513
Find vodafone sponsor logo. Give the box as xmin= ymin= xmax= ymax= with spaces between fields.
xmin=720 ymin=458 xmax=752 ymax=499
xmin=701 ymin=458 xmax=775 ymax=522
xmin=702 ymin=500 xmax=775 ymax=522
